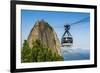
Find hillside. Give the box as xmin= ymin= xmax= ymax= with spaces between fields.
xmin=27 ymin=19 xmax=61 ymax=56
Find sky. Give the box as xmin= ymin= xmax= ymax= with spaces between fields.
xmin=21 ymin=9 xmax=90 ymax=50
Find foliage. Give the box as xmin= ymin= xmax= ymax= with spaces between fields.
xmin=21 ymin=40 xmax=32 ymax=62
xmin=21 ymin=40 xmax=63 ymax=63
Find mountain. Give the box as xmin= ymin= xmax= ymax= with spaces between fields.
xmin=27 ymin=20 xmax=61 ymax=56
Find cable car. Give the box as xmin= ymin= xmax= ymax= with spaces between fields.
xmin=61 ymin=36 xmax=73 ymax=47
xmin=61 ymin=24 xmax=73 ymax=47
xmin=61 ymin=17 xmax=89 ymax=47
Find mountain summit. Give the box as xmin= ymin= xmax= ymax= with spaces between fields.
xmin=27 ymin=19 xmax=61 ymax=55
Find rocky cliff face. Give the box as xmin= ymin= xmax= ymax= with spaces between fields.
xmin=27 ymin=20 xmax=61 ymax=55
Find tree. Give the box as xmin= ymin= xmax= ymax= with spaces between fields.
xmin=21 ymin=40 xmax=32 ymax=62
xmin=31 ymin=40 xmax=63 ymax=62
xmin=21 ymin=39 xmax=63 ymax=63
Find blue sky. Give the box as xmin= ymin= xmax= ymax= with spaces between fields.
xmin=21 ymin=10 xmax=90 ymax=49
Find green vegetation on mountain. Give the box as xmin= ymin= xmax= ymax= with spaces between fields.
xmin=21 ymin=40 xmax=32 ymax=62
xmin=21 ymin=40 xmax=63 ymax=63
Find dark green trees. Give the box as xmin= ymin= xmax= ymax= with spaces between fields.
xmin=21 ymin=40 xmax=32 ymax=62
xmin=21 ymin=40 xmax=63 ymax=63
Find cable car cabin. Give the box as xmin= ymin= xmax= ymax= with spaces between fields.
xmin=61 ymin=36 xmax=73 ymax=47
